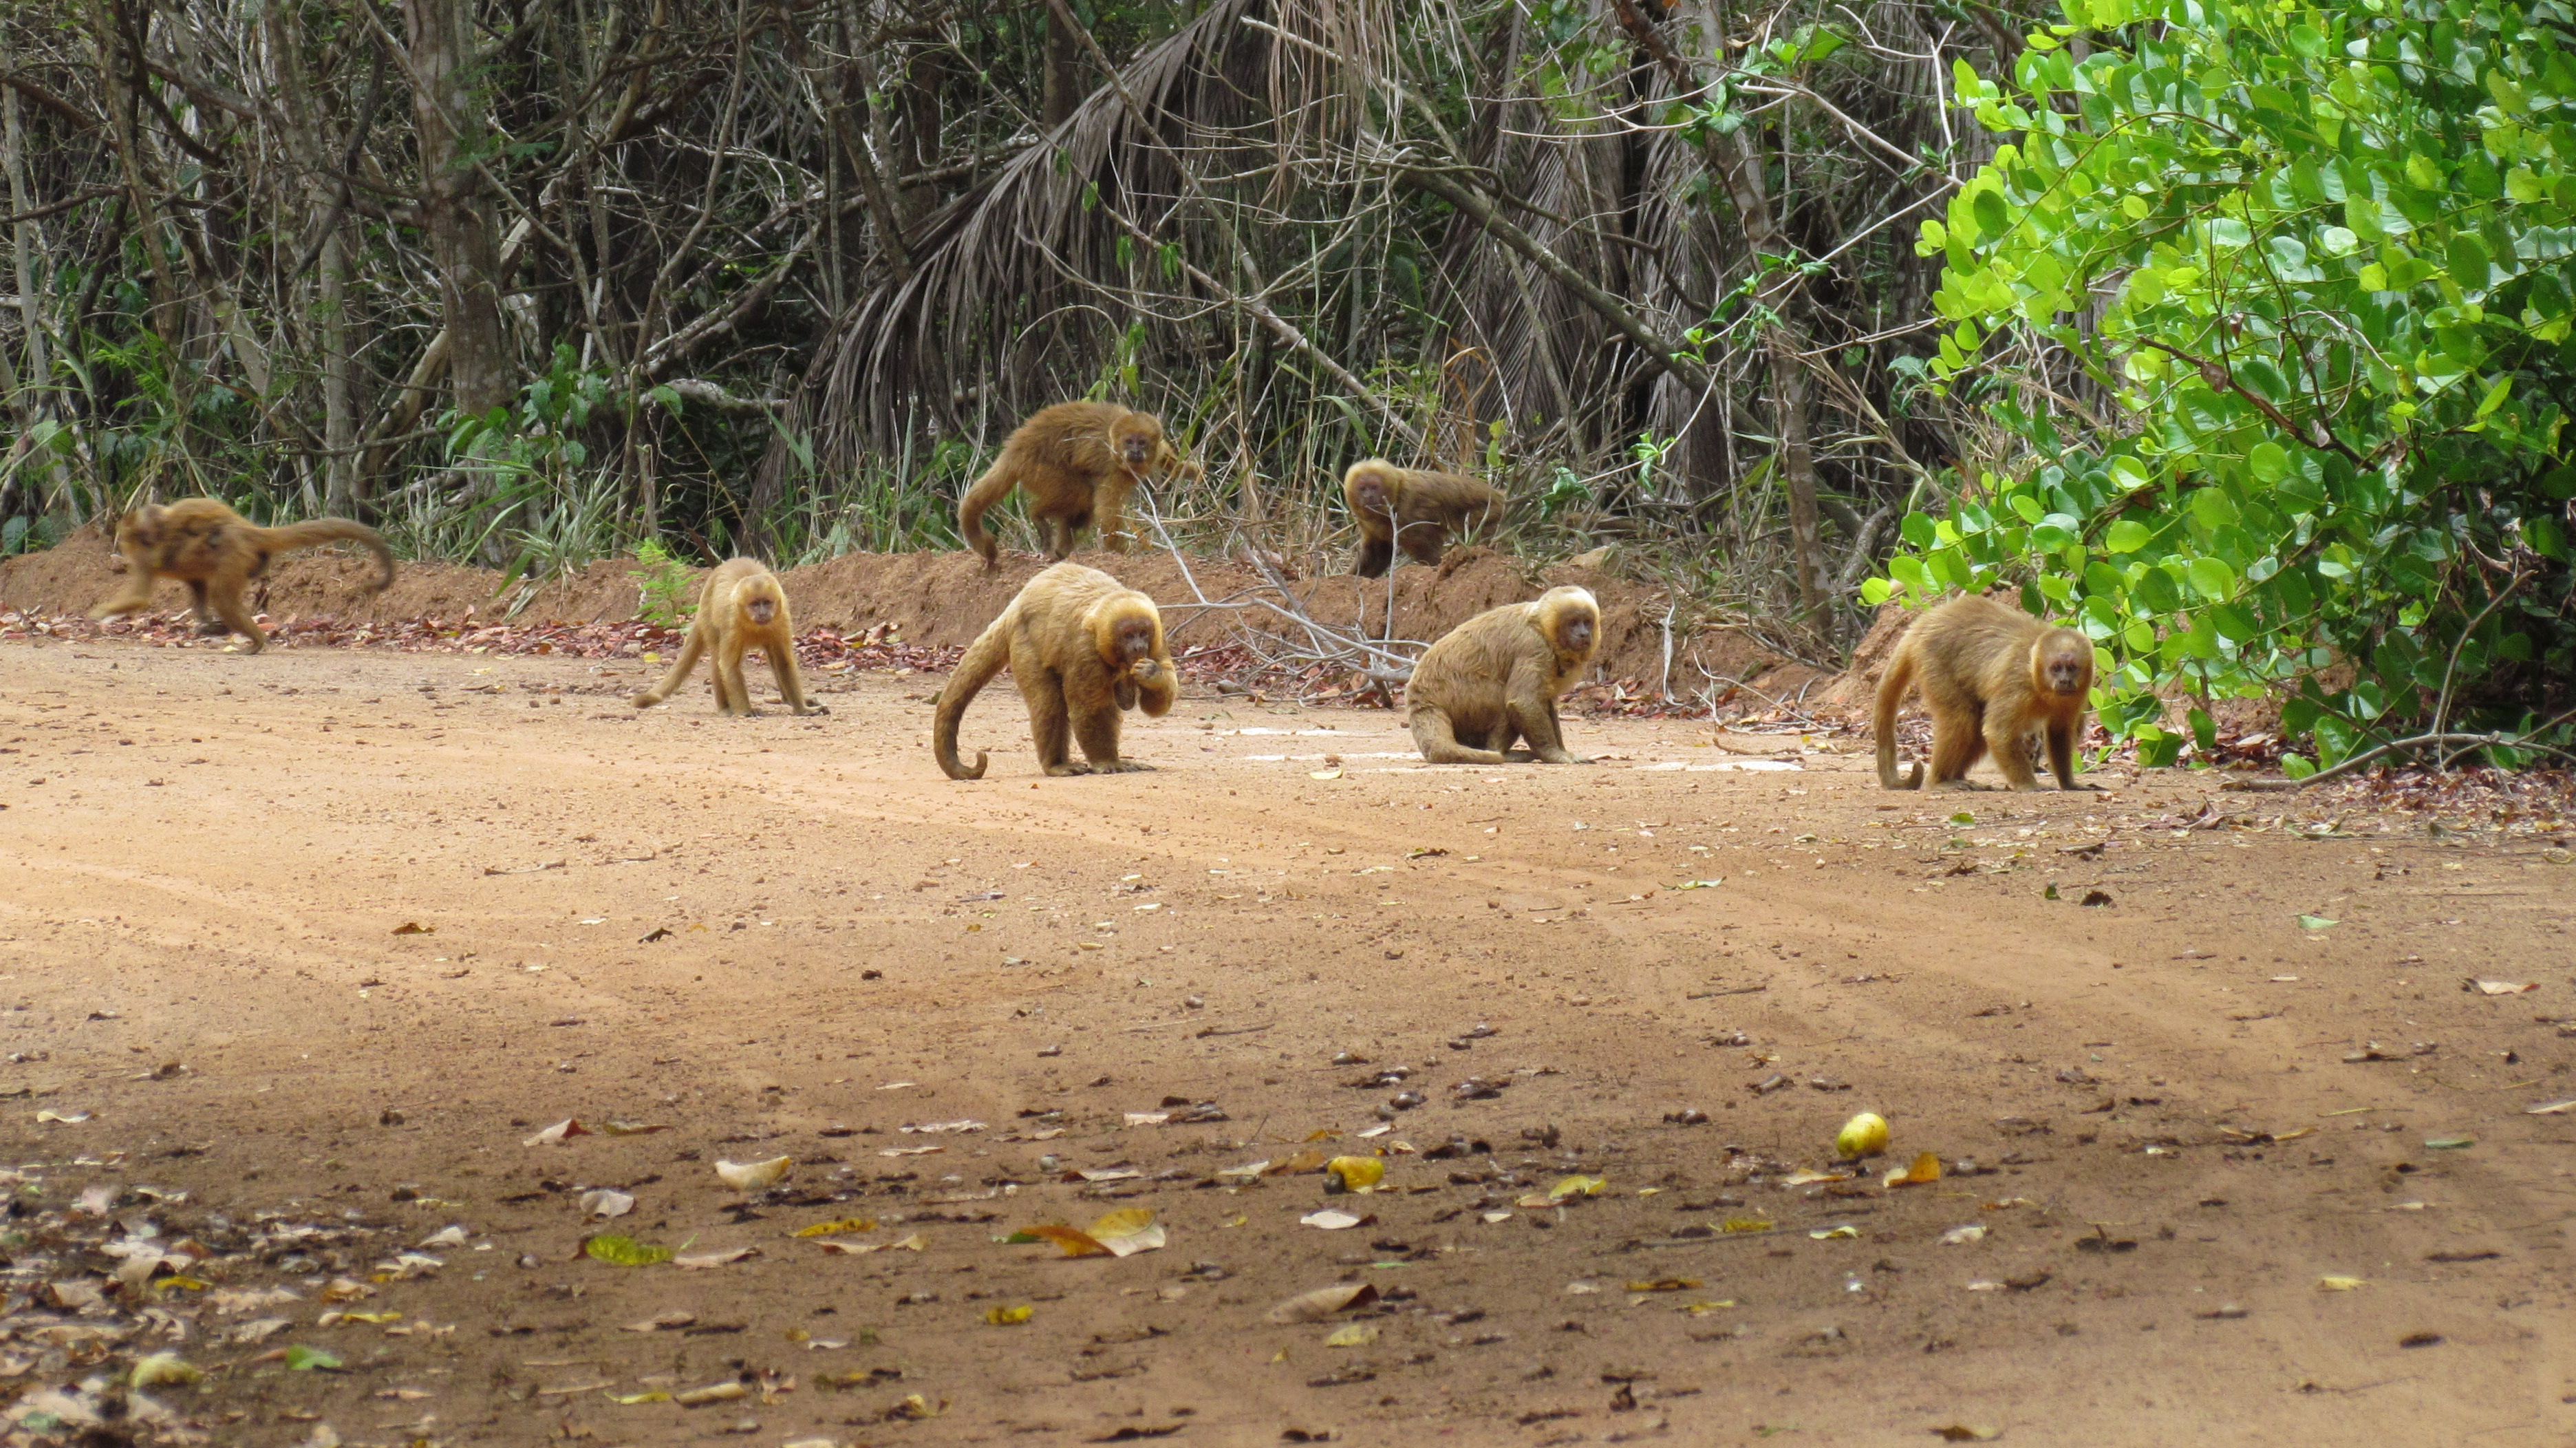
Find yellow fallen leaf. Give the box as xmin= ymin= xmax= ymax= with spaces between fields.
xmin=1309 ymin=767 xmax=1344 ymax=780
xmin=1547 ymin=1174 xmax=1604 ymax=1201
xmin=607 ymin=1391 xmax=672 ymax=1405
xmin=1719 ymin=1217 xmax=1774 ymax=1234
xmin=1324 ymin=1156 xmax=1385 ymax=1193
xmin=1013 ymin=1224 xmax=1111 ymax=1257
xmin=1087 ymin=1208 xmax=1166 ymax=1257
xmin=892 ymin=1393 xmax=945 ymax=1419
xmin=1624 ymin=1278 xmax=1700 ymax=1292
xmin=1810 ymin=1224 xmax=1860 ymax=1239
xmin=2317 ymin=1275 xmax=2368 ymax=1291
xmin=1679 ymin=1299 xmax=1741 ymax=1314
xmin=129 ymin=1354 xmax=200 ymax=1387
xmin=795 ymin=1216 xmax=881 ymax=1238
xmin=1885 ymin=1151 xmax=1942 ymax=1188
xmin=1322 ymin=1321 xmax=1379 ymax=1347
xmin=1267 ymin=1148 xmax=1330 ymax=1175
xmin=985 ymin=1304 xmax=1034 ymax=1325
xmin=816 ymin=1233 xmax=925 ymax=1255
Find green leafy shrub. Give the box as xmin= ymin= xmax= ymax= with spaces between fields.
xmin=1876 ymin=0 xmax=2576 ymax=774
xmin=630 ymin=538 xmax=698 ymax=627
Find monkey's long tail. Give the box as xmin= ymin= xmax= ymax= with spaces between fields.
xmin=1410 ymin=707 xmax=1506 ymax=766
xmin=1874 ymin=646 xmax=1926 ymax=789
xmin=956 ymin=460 xmax=1017 ymax=570
xmin=253 ymin=519 xmax=398 ymax=593
xmin=933 ymin=613 xmax=1013 ymax=780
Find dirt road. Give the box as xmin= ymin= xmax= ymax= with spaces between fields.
xmin=0 ymin=632 xmax=2570 ymax=1447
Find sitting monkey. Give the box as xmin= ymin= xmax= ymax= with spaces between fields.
xmin=1405 ymin=585 xmax=1600 ymax=764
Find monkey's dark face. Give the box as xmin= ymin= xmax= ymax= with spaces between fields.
xmin=1556 ymin=612 xmax=1595 ymax=657
xmin=743 ymin=593 xmax=779 ymax=626
xmin=1111 ymin=617 xmax=1156 ymax=668
xmin=1354 ymin=479 xmax=1391 ymax=515
xmin=1114 ymin=422 xmax=1159 ymax=468
xmin=2038 ymin=639 xmax=2092 ymax=696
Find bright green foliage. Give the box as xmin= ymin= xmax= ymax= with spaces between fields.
xmin=1871 ymin=0 xmax=2576 ymax=772
xmin=630 ymin=539 xmax=700 ymax=627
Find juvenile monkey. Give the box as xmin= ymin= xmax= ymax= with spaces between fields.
xmin=1874 ymin=593 xmax=2098 ymax=791
xmin=632 ymin=558 xmax=819 ymax=716
xmin=1342 ymin=459 xmax=1506 ymax=578
xmin=89 ymin=498 xmax=395 ymax=652
xmin=1406 ymin=585 xmax=1599 ymax=765
xmin=956 ymin=402 xmax=1200 ymax=568
xmin=934 ymin=562 xmax=1175 ymax=779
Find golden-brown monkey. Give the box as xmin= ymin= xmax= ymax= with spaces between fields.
xmin=632 ymin=558 xmax=819 ymax=716
xmin=89 ymin=498 xmax=395 ymax=652
xmin=956 ymin=402 xmax=1200 ymax=568
xmin=934 ymin=562 xmax=1175 ymax=778
xmin=1874 ymin=593 xmax=2097 ymax=791
xmin=1406 ymin=585 xmax=1599 ymax=765
xmin=1343 ymin=459 xmax=1505 ymax=577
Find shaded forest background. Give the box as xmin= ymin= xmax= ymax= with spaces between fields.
xmin=1 ymin=0 xmax=2057 ymax=657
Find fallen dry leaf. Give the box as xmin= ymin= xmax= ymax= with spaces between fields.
xmin=1266 ymin=1283 xmax=1379 ymax=1323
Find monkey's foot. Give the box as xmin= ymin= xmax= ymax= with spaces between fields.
xmin=194 ymin=620 xmax=232 ymax=637
xmin=1043 ymin=763 xmax=1095 ymax=777
xmin=1090 ymin=760 xmax=1154 ymax=774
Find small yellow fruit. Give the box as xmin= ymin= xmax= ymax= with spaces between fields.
xmin=1835 ymin=1111 xmax=1891 ymax=1160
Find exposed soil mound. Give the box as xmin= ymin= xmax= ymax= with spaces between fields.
xmin=1 ymin=532 xmax=1795 ymax=693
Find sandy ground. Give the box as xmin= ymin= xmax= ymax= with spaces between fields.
xmin=0 ymin=631 xmax=2571 ymax=1448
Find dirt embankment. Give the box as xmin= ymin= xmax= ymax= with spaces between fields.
xmin=1 ymin=530 xmax=1801 ymax=694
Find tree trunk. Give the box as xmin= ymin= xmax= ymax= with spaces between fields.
xmin=403 ymin=0 xmax=512 ymax=419
xmin=4 ymin=87 xmax=51 ymax=438
xmin=320 ymin=224 xmax=361 ymax=511
xmin=1041 ymin=3 xmax=1084 ymax=129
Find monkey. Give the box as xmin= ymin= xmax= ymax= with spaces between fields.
xmin=1874 ymin=593 xmax=2099 ymax=791
xmin=956 ymin=402 xmax=1201 ymax=568
xmin=1342 ymin=459 xmax=1507 ymax=578
xmin=89 ymin=498 xmax=395 ymax=653
xmin=934 ymin=562 xmax=1176 ymax=779
xmin=631 ymin=557 xmax=820 ymax=716
xmin=1405 ymin=585 xmax=1600 ymax=765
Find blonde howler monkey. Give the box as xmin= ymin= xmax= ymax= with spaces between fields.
xmin=1342 ymin=459 xmax=1505 ymax=578
xmin=632 ymin=558 xmax=819 ymax=716
xmin=1405 ymin=585 xmax=1600 ymax=765
xmin=90 ymin=498 xmax=395 ymax=652
xmin=956 ymin=403 xmax=1200 ymax=568
xmin=1874 ymin=593 xmax=2099 ymax=791
xmin=934 ymin=562 xmax=1176 ymax=778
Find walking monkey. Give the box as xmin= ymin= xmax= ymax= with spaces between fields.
xmin=90 ymin=498 xmax=395 ymax=652
xmin=956 ymin=403 xmax=1200 ymax=568
xmin=1875 ymin=593 xmax=2098 ymax=791
xmin=1342 ymin=459 xmax=1505 ymax=577
xmin=632 ymin=558 xmax=819 ymax=716
xmin=934 ymin=562 xmax=1176 ymax=778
